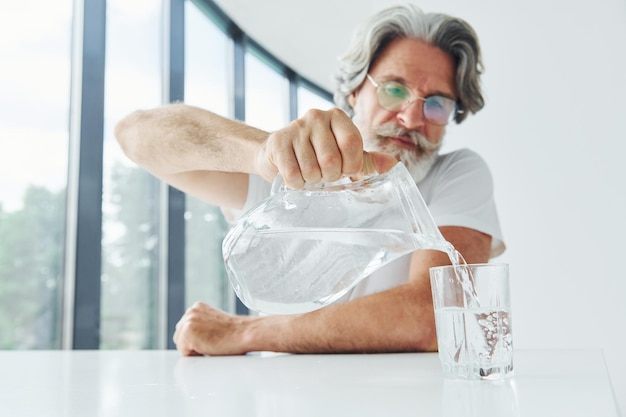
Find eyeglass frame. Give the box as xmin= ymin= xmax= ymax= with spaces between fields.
xmin=365 ymin=74 xmax=463 ymax=125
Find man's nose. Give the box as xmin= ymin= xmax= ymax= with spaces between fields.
xmin=395 ymin=99 xmax=426 ymax=130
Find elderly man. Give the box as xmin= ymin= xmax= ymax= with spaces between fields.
xmin=115 ymin=4 xmax=504 ymax=356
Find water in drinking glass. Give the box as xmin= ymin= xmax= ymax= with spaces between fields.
xmin=435 ymin=306 xmax=513 ymax=379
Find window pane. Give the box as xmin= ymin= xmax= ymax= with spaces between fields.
xmin=245 ymin=52 xmax=289 ymax=131
xmin=298 ymin=85 xmax=334 ymax=117
xmin=101 ymin=0 xmax=162 ymax=349
xmin=184 ymin=1 xmax=233 ymax=312
xmin=0 ymin=1 xmax=72 ymax=349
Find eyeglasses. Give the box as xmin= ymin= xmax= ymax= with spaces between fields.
xmin=366 ymin=74 xmax=463 ymax=125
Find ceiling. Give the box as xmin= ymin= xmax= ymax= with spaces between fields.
xmin=211 ymin=0 xmax=455 ymax=91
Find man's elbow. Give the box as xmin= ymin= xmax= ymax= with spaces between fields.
xmin=409 ymin=323 xmax=438 ymax=352
xmin=114 ymin=110 xmax=149 ymax=164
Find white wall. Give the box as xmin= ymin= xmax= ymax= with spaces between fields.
xmin=430 ymin=0 xmax=626 ymax=411
xmin=216 ymin=0 xmax=626 ymax=411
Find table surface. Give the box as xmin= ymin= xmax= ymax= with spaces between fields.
xmin=0 ymin=349 xmax=620 ymax=417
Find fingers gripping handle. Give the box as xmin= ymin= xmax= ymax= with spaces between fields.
xmin=271 ymin=151 xmax=378 ymax=194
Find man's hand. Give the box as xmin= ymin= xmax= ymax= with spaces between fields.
xmin=173 ymin=302 xmax=255 ymax=356
xmin=255 ymin=108 xmax=396 ymax=189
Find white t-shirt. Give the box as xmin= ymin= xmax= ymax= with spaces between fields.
xmin=239 ymin=148 xmax=505 ymax=302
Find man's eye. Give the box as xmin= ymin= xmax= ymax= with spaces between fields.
xmin=383 ymin=83 xmax=408 ymax=99
xmin=427 ymin=96 xmax=451 ymax=110
xmin=427 ymin=98 xmax=444 ymax=109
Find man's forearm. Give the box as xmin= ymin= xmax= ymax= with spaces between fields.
xmin=242 ymin=282 xmax=438 ymax=354
xmin=114 ymin=103 xmax=267 ymax=177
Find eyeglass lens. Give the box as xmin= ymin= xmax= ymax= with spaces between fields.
xmin=377 ymin=80 xmax=456 ymax=125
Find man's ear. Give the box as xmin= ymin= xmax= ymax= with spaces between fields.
xmin=348 ymin=91 xmax=357 ymax=108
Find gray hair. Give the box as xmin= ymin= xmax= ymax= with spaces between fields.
xmin=334 ymin=4 xmax=484 ymax=123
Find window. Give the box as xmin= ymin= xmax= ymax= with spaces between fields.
xmin=0 ymin=0 xmax=72 ymax=349
xmin=298 ymin=84 xmax=335 ymax=117
xmin=100 ymin=0 xmax=163 ymax=349
xmin=245 ymin=50 xmax=289 ymax=132
xmin=184 ymin=0 xmax=233 ymax=312
xmin=0 ymin=0 xmax=332 ymax=350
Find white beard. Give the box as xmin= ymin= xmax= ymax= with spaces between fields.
xmin=352 ymin=106 xmax=442 ymax=183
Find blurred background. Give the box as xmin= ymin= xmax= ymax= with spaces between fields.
xmin=1 ymin=0 xmax=624 ymax=412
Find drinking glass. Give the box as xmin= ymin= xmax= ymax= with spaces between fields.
xmin=430 ymin=263 xmax=513 ymax=380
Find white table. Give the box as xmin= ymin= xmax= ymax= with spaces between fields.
xmin=0 ymin=349 xmax=619 ymax=416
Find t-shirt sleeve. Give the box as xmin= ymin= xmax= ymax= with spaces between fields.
xmin=240 ymin=174 xmax=273 ymax=216
xmin=424 ymin=149 xmax=506 ymax=258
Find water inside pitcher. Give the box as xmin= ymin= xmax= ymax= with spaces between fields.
xmin=222 ymin=161 xmax=450 ymax=314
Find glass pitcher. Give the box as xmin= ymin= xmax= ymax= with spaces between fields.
xmin=222 ymin=160 xmax=452 ymax=314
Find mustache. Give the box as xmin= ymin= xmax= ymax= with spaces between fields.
xmin=372 ymin=123 xmax=439 ymax=152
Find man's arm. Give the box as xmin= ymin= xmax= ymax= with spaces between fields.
xmin=114 ymin=103 xmax=268 ymax=209
xmin=114 ymin=103 xmax=385 ymax=208
xmin=173 ymin=225 xmax=491 ymax=355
